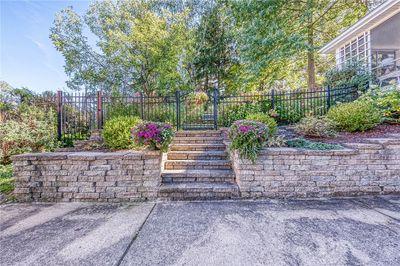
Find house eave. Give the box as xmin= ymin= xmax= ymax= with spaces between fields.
xmin=319 ymin=0 xmax=400 ymax=54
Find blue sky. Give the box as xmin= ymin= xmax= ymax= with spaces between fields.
xmin=1 ymin=0 xmax=91 ymax=92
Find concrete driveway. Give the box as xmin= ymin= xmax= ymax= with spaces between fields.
xmin=1 ymin=197 xmax=399 ymax=266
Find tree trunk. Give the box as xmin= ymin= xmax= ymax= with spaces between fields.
xmin=307 ymin=21 xmax=316 ymax=91
xmin=205 ymin=72 xmax=209 ymax=91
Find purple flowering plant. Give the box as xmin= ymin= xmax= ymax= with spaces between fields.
xmin=132 ymin=121 xmax=174 ymax=152
xmin=228 ymin=120 xmax=269 ymax=163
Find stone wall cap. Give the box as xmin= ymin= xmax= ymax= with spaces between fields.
xmin=94 ymin=151 xmax=131 ymax=159
xmin=11 ymin=152 xmax=70 ymax=161
xmin=331 ymin=148 xmax=358 ymax=155
xmin=123 ymin=152 xmax=145 ymax=159
xmin=68 ymin=152 xmax=104 ymax=160
xmin=259 ymin=146 xmax=358 ymax=156
xmin=261 ymin=147 xmax=299 ymax=155
xmin=11 ymin=150 xmax=158 ymax=162
xmin=36 ymin=152 xmax=70 ymax=160
xmin=364 ymin=138 xmax=400 ymax=145
xmin=344 ymin=142 xmax=383 ymax=150
xmin=11 ymin=153 xmax=40 ymax=161
xmin=67 ymin=151 xmax=145 ymax=160
xmin=144 ymin=150 xmax=162 ymax=156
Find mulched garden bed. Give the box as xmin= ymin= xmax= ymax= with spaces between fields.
xmin=303 ymin=123 xmax=400 ymax=144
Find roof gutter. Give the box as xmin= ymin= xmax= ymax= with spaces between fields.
xmin=319 ymin=0 xmax=400 ymax=54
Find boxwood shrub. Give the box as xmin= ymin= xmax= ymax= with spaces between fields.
xmin=103 ymin=116 xmax=141 ymax=150
xmin=327 ymin=102 xmax=381 ymax=132
xmin=245 ymin=112 xmax=277 ymax=136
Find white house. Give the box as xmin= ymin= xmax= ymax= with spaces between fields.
xmin=319 ymin=0 xmax=400 ymax=84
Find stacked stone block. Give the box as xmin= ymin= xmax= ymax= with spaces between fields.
xmin=11 ymin=135 xmax=400 ymax=201
xmin=12 ymin=151 xmax=162 ymax=202
xmin=232 ymin=137 xmax=400 ymax=198
xmin=159 ymin=130 xmax=239 ymax=200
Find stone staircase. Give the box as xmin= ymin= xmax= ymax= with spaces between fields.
xmin=159 ymin=130 xmax=239 ymax=200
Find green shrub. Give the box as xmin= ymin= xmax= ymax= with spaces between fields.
xmin=286 ymin=138 xmax=343 ymax=150
xmin=357 ymin=85 xmax=400 ymax=123
xmin=228 ymin=120 xmax=269 ymax=163
xmin=246 ymin=112 xmax=277 ymax=136
xmin=327 ymin=102 xmax=381 ymax=132
xmin=275 ymin=101 xmax=303 ymax=123
xmin=265 ymin=136 xmax=287 ymax=147
xmin=219 ymin=102 xmax=262 ymax=127
xmin=0 ymin=105 xmax=58 ymax=164
xmin=0 ymin=164 xmax=14 ymax=193
xmin=105 ymin=104 xmax=140 ymax=120
xmin=295 ymin=116 xmax=336 ymax=137
xmin=324 ymin=61 xmax=371 ymax=90
xmin=103 ymin=116 xmax=141 ymax=150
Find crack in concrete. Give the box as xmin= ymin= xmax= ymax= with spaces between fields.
xmin=352 ymin=198 xmax=400 ymax=223
xmin=115 ymin=202 xmax=157 ymax=266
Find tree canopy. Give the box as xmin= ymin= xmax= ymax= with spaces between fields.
xmin=50 ymin=0 xmax=372 ymax=95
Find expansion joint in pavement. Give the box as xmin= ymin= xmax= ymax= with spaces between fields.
xmin=352 ymin=198 xmax=400 ymax=223
xmin=115 ymin=202 xmax=157 ymax=266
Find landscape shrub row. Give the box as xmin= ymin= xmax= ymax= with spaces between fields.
xmin=103 ymin=116 xmax=174 ymax=151
xmin=229 ymin=84 xmax=399 ymax=161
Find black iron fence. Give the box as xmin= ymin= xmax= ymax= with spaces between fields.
xmin=39 ymin=85 xmax=363 ymax=145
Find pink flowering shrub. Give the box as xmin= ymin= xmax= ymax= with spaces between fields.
xmin=132 ymin=121 xmax=174 ymax=152
xmin=228 ymin=120 xmax=269 ymax=162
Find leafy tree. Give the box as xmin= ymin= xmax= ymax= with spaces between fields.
xmin=229 ymin=0 xmax=369 ymax=91
xmin=193 ymin=1 xmax=237 ymax=92
xmin=51 ymin=0 xmax=194 ymax=95
xmin=51 ymin=0 xmax=376 ymax=94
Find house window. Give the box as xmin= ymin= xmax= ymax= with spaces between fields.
xmin=371 ymin=50 xmax=396 ymax=76
xmin=336 ymin=32 xmax=370 ymax=67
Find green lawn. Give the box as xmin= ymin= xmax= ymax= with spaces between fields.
xmin=0 ymin=164 xmax=14 ymax=194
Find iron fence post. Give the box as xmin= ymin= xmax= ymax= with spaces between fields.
xmin=140 ymin=92 xmax=144 ymax=119
xmin=96 ymin=90 xmax=103 ymax=129
xmin=271 ymin=89 xmax=275 ymax=110
xmin=56 ymin=90 xmax=62 ymax=141
xmin=213 ymin=87 xmax=218 ymax=130
xmin=327 ymin=85 xmax=331 ymax=110
xmin=175 ymin=90 xmax=180 ymax=131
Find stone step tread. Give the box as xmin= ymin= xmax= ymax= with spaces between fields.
xmin=173 ymin=137 xmax=223 ymax=141
xmin=167 ymin=151 xmax=228 ymax=160
xmin=161 ymin=169 xmax=235 ymax=178
xmin=159 ymin=182 xmax=239 ymax=193
xmin=171 ymin=143 xmax=225 ymax=149
xmin=168 ymin=151 xmax=227 ymax=155
xmin=175 ymin=131 xmax=222 ymax=137
xmin=174 ymin=136 xmax=223 ymax=139
xmin=165 ymin=160 xmax=232 ymax=165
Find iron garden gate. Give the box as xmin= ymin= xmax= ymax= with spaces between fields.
xmin=176 ymin=88 xmax=219 ymax=131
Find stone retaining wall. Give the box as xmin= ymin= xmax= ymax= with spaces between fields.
xmin=11 ymin=151 xmax=162 ymax=202
xmin=231 ymin=137 xmax=400 ymax=198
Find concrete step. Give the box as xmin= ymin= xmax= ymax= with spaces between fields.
xmin=164 ymin=160 xmax=232 ymax=170
xmin=173 ymin=137 xmax=223 ymax=144
xmin=170 ymin=143 xmax=226 ymax=152
xmin=167 ymin=151 xmax=228 ymax=160
xmin=161 ymin=169 xmax=235 ymax=183
xmin=158 ymin=182 xmax=239 ymax=200
xmin=175 ymin=131 xmax=222 ymax=138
